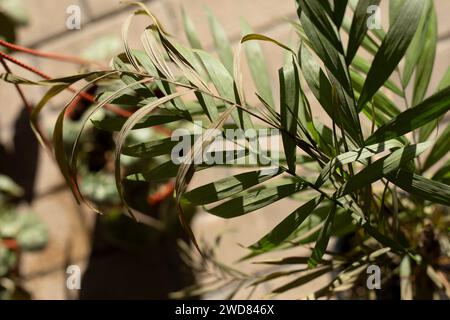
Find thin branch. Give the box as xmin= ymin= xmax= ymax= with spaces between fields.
xmin=0 ymin=39 xmax=103 ymax=67
xmin=0 ymin=56 xmax=52 ymax=150
xmin=0 ymin=51 xmax=132 ymax=117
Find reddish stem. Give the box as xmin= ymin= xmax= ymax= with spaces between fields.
xmin=1 ymin=47 xmax=175 ymax=204
xmin=0 ymin=51 xmax=176 ymax=135
xmin=0 ymin=51 xmax=132 ymax=117
xmin=2 ymin=238 xmax=18 ymax=251
xmin=0 ymin=56 xmax=52 ymax=149
xmin=0 ymin=50 xmax=49 ymax=78
xmin=147 ymin=180 xmax=175 ymax=206
xmin=0 ymin=39 xmax=102 ymax=67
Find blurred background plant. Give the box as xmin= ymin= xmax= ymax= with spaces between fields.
xmin=0 ymin=0 xmax=28 ymax=50
xmin=0 ymin=0 xmax=196 ymax=298
xmin=0 ymin=0 xmax=49 ymax=300
xmin=0 ymin=174 xmax=47 ymax=299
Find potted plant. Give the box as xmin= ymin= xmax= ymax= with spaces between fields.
xmin=1 ymin=0 xmax=449 ymax=299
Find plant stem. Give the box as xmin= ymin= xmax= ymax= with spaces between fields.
xmin=0 ymin=56 xmax=52 ymax=150
xmin=0 ymin=39 xmax=102 ymax=67
xmin=0 ymin=51 xmax=133 ymax=117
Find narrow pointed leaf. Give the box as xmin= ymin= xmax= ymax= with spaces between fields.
xmin=332 ymin=0 xmax=348 ymax=28
xmin=337 ymin=142 xmax=432 ymax=198
xmin=316 ymin=139 xmax=403 ymax=187
xmin=195 ymin=50 xmax=253 ymax=130
xmin=366 ymin=86 xmax=450 ymax=144
xmin=351 ymin=55 xmax=403 ymax=96
xmin=419 ymin=65 xmax=450 ymax=141
xmin=241 ymin=20 xmax=274 ymax=107
xmin=207 ymin=182 xmax=308 ymax=219
xmin=181 ymin=7 xmax=203 ymax=49
xmin=205 ymin=8 xmax=234 ymax=74
xmin=308 ymin=204 xmax=337 ymax=268
xmin=412 ymin=4 xmax=437 ymax=106
xmin=346 ymin=0 xmax=381 ymax=64
xmin=402 ymin=0 xmax=432 ymax=88
xmin=422 ymin=123 xmax=450 ymax=172
xmin=279 ymin=60 xmax=300 ymax=173
xmin=358 ymin=0 xmax=425 ymax=109
xmin=249 ymin=196 xmax=323 ymax=253
xmin=387 ymin=169 xmax=450 ymax=206
xmin=182 ymin=167 xmax=285 ymax=205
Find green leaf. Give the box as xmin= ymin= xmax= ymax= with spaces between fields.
xmin=365 ymin=86 xmax=450 ymax=145
xmin=205 ymin=7 xmax=234 ymax=74
xmin=241 ymin=33 xmax=295 ymax=54
xmin=240 ymin=20 xmax=274 ymax=107
xmin=298 ymin=1 xmax=362 ymax=145
xmin=181 ymin=7 xmax=203 ymax=49
xmin=315 ymin=139 xmax=404 ymax=187
xmin=358 ymin=0 xmax=425 ymax=109
xmin=299 ymin=44 xmax=333 ymax=117
xmin=255 ymin=256 xmax=311 ymax=265
xmin=308 ymin=203 xmax=337 ymax=268
xmin=401 ymin=0 xmax=432 ymax=88
xmin=248 ymin=196 xmax=323 ymax=253
xmin=52 ymin=72 xmax=121 ymax=208
xmin=91 ymin=113 xmax=183 ymax=132
xmin=0 ymin=246 xmax=14 ymax=277
xmin=340 ymin=15 xmax=379 ymax=56
xmin=401 ymin=2 xmax=429 ymax=86
xmin=412 ymin=3 xmax=437 ymax=106
xmin=387 ymin=169 xmax=450 ymax=206
xmin=337 ymin=142 xmax=432 ymax=198
xmin=351 ymin=70 xmax=401 ymax=118
xmin=195 ymin=50 xmax=252 ymax=130
xmin=206 ymin=182 xmax=308 ymax=219
xmin=182 ymin=167 xmax=285 ymax=205
xmin=422 ymin=123 xmax=450 ymax=172
xmin=113 ymin=51 xmax=158 ymax=96
xmin=332 ymin=0 xmax=348 ymax=28
xmin=346 ymin=0 xmax=381 ymax=64
xmin=115 ymin=90 xmax=194 ymax=220
xmin=129 ymin=151 xmax=249 ymax=182
xmin=31 ymin=84 xmax=74 ymax=149
xmin=389 ymin=0 xmax=403 ymax=26
xmin=419 ymin=65 xmax=450 ymax=141
xmin=297 ymin=0 xmax=342 ymax=53
xmin=298 ymin=44 xmax=362 ymax=145
xmin=279 ymin=60 xmax=301 ymax=174
xmin=1 ymin=71 xmax=111 ymax=86
xmin=351 ymin=55 xmax=403 ymax=96
xmin=122 ymin=137 xmax=182 ymax=159
xmin=130 ymin=161 xmax=206 ymax=182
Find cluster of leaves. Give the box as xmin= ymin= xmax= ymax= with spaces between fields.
xmin=1 ymin=0 xmax=449 ymax=299
xmin=0 ymin=175 xmax=48 ymax=299
xmin=59 ymin=47 xmax=193 ymax=234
